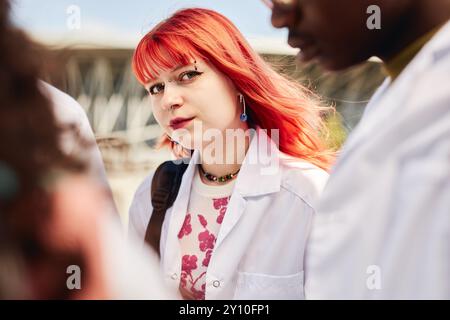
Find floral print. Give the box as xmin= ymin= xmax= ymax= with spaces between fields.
xmin=180 ymin=254 xmax=206 ymax=300
xmin=198 ymin=230 xmax=216 ymax=252
xmin=213 ymin=197 xmax=230 ymax=224
xmin=181 ymin=255 xmax=198 ymax=274
xmin=178 ymin=214 xmax=192 ymax=239
xmin=179 ymin=196 xmax=231 ymax=300
xmin=198 ymin=214 xmax=208 ymax=228
xmin=202 ymin=250 xmax=212 ymax=267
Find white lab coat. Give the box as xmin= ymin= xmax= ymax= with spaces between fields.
xmin=129 ymin=128 xmax=328 ymax=299
xmin=305 ymin=20 xmax=450 ymax=299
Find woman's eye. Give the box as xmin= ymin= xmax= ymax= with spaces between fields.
xmin=179 ymin=70 xmax=202 ymax=81
xmin=149 ymin=83 xmax=165 ymax=95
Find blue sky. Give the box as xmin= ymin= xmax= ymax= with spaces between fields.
xmin=11 ymin=0 xmax=288 ymax=46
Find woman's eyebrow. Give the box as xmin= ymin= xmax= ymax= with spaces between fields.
xmin=145 ymin=63 xmax=196 ymax=88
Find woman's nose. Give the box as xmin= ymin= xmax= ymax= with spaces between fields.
xmin=161 ymin=84 xmax=183 ymax=111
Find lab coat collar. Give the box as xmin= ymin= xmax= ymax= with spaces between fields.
xmin=233 ymin=127 xmax=282 ymax=197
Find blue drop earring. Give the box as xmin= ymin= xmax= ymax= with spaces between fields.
xmin=239 ymin=94 xmax=248 ymax=122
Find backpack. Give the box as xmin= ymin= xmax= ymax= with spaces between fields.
xmin=144 ymin=160 xmax=189 ymax=256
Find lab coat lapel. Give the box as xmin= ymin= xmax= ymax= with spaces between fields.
xmin=215 ymin=128 xmax=282 ymax=249
xmin=161 ymin=152 xmax=199 ymax=273
xmin=334 ymin=79 xmax=393 ymax=166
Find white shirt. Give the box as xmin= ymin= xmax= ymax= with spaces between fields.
xmin=39 ymin=82 xmax=109 ymax=187
xmin=305 ymin=20 xmax=450 ymax=299
xmin=129 ymin=127 xmax=329 ymax=299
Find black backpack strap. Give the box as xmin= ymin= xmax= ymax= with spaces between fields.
xmin=144 ymin=160 xmax=189 ymax=256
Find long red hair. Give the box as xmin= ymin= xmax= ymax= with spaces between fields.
xmin=132 ymin=8 xmax=335 ymax=171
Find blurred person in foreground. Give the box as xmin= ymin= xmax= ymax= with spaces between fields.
xmin=0 ymin=0 xmax=175 ymax=299
xmin=266 ymin=0 xmax=450 ymax=299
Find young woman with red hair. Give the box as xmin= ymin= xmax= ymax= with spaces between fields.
xmin=129 ymin=8 xmax=334 ymax=300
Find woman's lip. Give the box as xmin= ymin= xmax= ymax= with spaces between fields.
xmin=169 ymin=117 xmax=195 ymax=130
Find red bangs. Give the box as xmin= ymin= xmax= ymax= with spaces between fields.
xmin=133 ymin=34 xmax=198 ymax=84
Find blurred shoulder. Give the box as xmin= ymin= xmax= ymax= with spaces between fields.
xmin=279 ymin=153 xmax=329 ymax=208
xmin=39 ymin=81 xmax=87 ymax=125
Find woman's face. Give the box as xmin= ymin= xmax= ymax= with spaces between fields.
xmin=145 ymin=57 xmax=248 ymax=150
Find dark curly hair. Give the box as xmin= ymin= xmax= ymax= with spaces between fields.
xmin=0 ymin=0 xmax=87 ymax=298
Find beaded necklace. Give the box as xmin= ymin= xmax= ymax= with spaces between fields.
xmin=198 ymin=165 xmax=240 ymax=183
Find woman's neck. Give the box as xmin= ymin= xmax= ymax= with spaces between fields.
xmin=199 ymin=128 xmax=252 ymax=186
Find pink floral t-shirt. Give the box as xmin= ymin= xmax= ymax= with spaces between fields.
xmin=177 ymin=166 xmax=236 ymax=300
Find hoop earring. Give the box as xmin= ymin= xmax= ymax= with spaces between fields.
xmin=239 ymin=94 xmax=248 ymax=122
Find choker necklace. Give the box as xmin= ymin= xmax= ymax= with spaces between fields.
xmin=199 ymin=165 xmax=240 ymax=183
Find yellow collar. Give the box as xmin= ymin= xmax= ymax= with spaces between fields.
xmin=384 ymin=24 xmax=444 ymax=80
